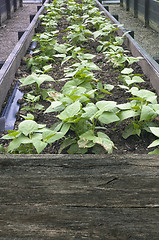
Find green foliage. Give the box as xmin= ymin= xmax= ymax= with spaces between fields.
xmin=63 ymin=24 xmax=93 ymax=46
xmin=1 ymin=0 xmax=156 ymax=155
xmin=148 ymin=127 xmax=159 ymax=154
xmin=2 ymin=120 xmax=48 ymax=154
xmin=20 ymin=73 xmax=54 ymax=94
xmin=22 ymin=93 xmax=44 ymax=112
xmin=118 ymin=87 xmax=159 ymax=139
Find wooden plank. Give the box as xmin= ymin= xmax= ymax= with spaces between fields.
xmin=0 ymin=154 xmax=159 ymax=239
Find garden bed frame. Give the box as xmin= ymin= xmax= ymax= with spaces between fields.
xmin=0 ymin=0 xmax=159 ymax=238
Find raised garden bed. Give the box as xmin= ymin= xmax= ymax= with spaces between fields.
xmin=1 ymin=0 xmax=159 ymax=155
xmin=1 ymin=2 xmax=159 ymax=238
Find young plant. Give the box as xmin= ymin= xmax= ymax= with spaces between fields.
xmin=63 ymin=24 xmax=93 ymax=46
xmin=119 ymin=68 xmax=144 ymax=86
xmin=1 ymin=120 xmax=48 ymax=154
xmin=19 ymin=73 xmax=54 ymax=96
xmin=22 ymin=93 xmax=44 ymax=112
xmin=118 ymin=87 xmax=159 ymax=139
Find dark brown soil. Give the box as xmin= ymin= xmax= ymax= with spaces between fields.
xmin=0 ymin=8 xmax=157 ymax=155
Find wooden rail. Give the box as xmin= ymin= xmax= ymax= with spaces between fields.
xmin=0 ymin=154 xmax=159 ymax=239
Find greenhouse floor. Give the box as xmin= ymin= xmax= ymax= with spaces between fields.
xmin=0 ymin=2 xmax=40 ymax=62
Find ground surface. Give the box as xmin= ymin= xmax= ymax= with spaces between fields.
xmin=0 ymin=2 xmax=40 ymax=61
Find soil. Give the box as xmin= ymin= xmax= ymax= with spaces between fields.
xmin=0 ymin=2 xmax=158 ymax=155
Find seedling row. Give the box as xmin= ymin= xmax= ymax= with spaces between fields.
xmin=1 ymin=0 xmax=159 ymax=154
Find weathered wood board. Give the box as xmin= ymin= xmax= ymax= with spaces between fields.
xmin=0 ymin=154 xmax=159 ymax=239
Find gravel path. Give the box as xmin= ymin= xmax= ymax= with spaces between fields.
xmin=107 ymin=4 xmax=159 ymax=60
xmin=0 ymin=3 xmax=40 ymax=62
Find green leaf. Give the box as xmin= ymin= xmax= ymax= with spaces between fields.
xmin=35 ymin=103 xmax=45 ymax=111
xmin=96 ymin=101 xmax=117 ymax=111
xmin=118 ymin=102 xmax=132 ymax=110
xmin=54 ymin=54 xmax=66 ymax=58
xmin=130 ymin=87 xmax=157 ymax=104
xmin=148 ymin=139 xmax=159 ymax=148
xmin=81 ymin=103 xmax=98 ymax=119
xmin=140 ymin=105 xmax=157 ymax=121
xmin=93 ymin=30 xmax=102 ymax=39
xmin=2 ymin=131 xmax=20 ymax=139
xmin=36 ymin=74 xmax=54 ymax=88
xmin=44 ymin=101 xmax=63 ymax=113
xmin=67 ymin=143 xmax=88 ymax=154
xmin=98 ymin=112 xmax=119 ymax=124
xmin=79 ymin=130 xmax=95 ymax=141
xmin=60 ymin=123 xmax=71 ymax=135
xmin=149 ymin=127 xmax=159 ymax=138
xmin=94 ymin=132 xmax=114 ymax=154
xmin=20 ymin=74 xmax=38 ymax=86
xmin=118 ymin=109 xmax=139 ymax=121
xmin=86 ymin=62 xmax=101 ymax=71
xmin=7 ymin=134 xmax=31 ymax=152
xmin=43 ymin=64 xmax=52 ymax=72
xmin=118 ymin=85 xmax=129 ymax=90
xmin=121 ymin=68 xmax=134 ymax=75
xmin=18 ymin=120 xmax=39 ymax=136
xmin=148 ymin=149 xmax=159 ymax=154
xmin=122 ymin=123 xmax=141 ymax=139
xmin=152 ymin=104 xmax=159 ymax=114
xmin=58 ymin=138 xmax=76 ymax=154
xmin=58 ymin=101 xmax=81 ymax=121
xmin=20 ymin=113 xmax=34 ymax=120
xmin=33 ymin=141 xmax=47 ymax=154
xmin=0 ymin=144 xmax=5 ymax=153
xmin=46 ymin=132 xmax=64 ymax=144
xmin=104 ymin=84 xmax=114 ymax=91
xmin=91 ymin=144 xmax=107 ymax=154
xmin=125 ymin=76 xmax=144 ymax=86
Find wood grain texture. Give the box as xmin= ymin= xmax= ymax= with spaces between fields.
xmin=0 ymin=154 xmax=159 ymax=239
